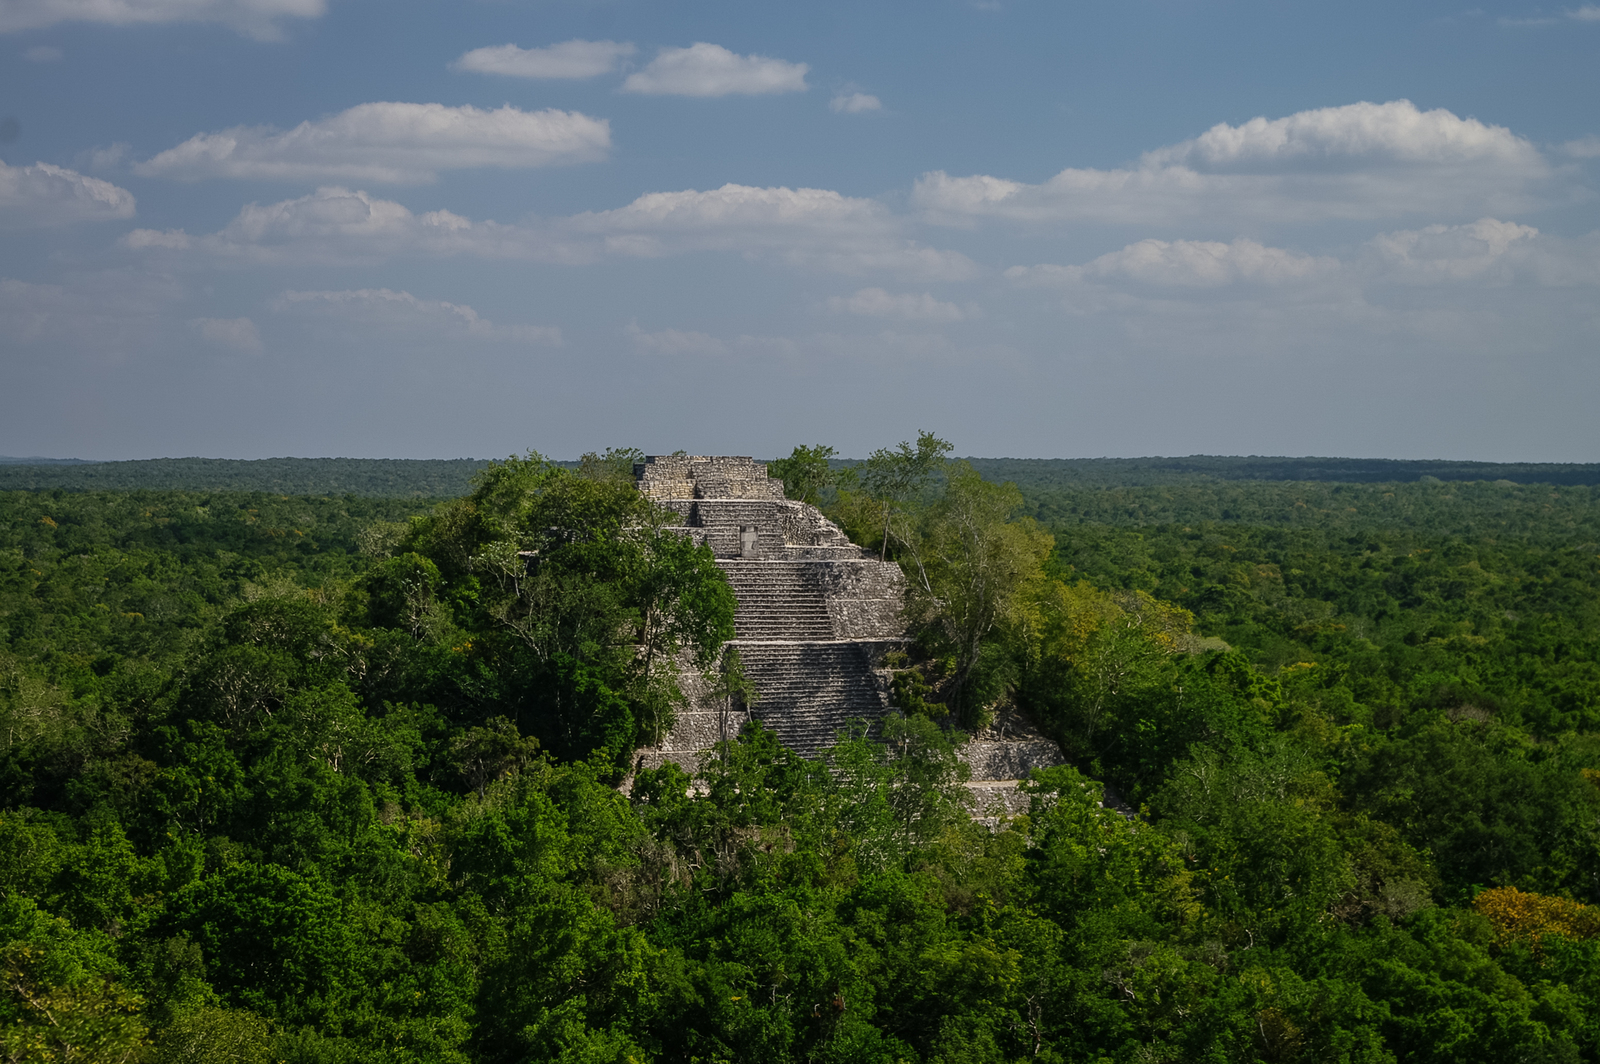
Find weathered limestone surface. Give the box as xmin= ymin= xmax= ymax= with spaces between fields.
xmin=630 ymin=456 xmax=1068 ymax=817
xmin=636 ymin=455 xmax=788 ymax=505
xmin=960 ymin=705 xmax=1068 ymax=823
xmin=632 ymin=457 xmax=904 ymax=770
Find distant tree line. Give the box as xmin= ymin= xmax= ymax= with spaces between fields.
xmin=7 ymin=452 xmax=1600 ymax=496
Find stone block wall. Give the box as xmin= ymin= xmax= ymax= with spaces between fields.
xmin=635 ymin=456 xmax=786 ymax=503
xmin=657 ymin=497 xmax=863 ymax=561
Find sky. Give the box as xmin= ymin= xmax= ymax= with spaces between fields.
xmin=2 ymin=0 xmax=1598 ymax=462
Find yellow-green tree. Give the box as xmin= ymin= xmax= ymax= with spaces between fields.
xmin=1022 ymin=581 xmax=1196 ymax=752
xmin=903 ymin=462 xmax=1054 ymax=726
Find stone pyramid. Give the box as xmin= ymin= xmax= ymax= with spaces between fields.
xmin=632 ymin=456 xmax=906 ymax=769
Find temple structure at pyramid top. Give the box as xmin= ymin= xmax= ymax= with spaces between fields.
xmin=634 ymin=455 xmax=786 ymax=503
xmin=634 ymin=455 xmax=875 ymax=564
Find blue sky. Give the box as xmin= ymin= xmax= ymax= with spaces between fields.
xmin=3 ymin=0 xmax=1598 ymax=461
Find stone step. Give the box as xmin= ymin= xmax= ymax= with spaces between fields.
xmin=726 ymin=563 xmax=835 ymax=639
xmin=730 ymin=590 xmax=829 ymax=602
xmin=731 ymin=642 xmax=890 ymax=755
xmin=734 ymin=614 xmax=832 ymax=625
xmin=734 ymin=601 xmax=827 ymax=611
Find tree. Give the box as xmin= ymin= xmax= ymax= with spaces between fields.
xmin=706 ymin=646 xmax=758 ymax=745
xmin=0 ymin=898 xmax=149 ymax=1064
xmin=1020 ymin=581 xmax=1205 ymax=775
xmin=905 ymin=463 xmax=1053 ymax=725
xmin=156 ymin=863 xmax=348 ymax=1025
xmin=359 ymin=551 xmax=443 ymax=640
xmin=578 ymin=447 xmax=645 ymax=486
xmin=768 ymin=445 xmax=837 ymax=507
xmin=0 ymin=967 xmax=148 ymax=1064
xmin=857 ymin=432 xmax=952 ymax=561
xmin=450 ymin=715 xmax=542 ymax=797
xmin=626 ymin=525 xmax=738 ymax=745
xmin=825 ymin=713 xmax=970 ymax=873
xmin=403 ymin=452 xmax=736 ymax=765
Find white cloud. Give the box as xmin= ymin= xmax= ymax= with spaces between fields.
xmin=127 ymin=186 xmax=599 ymax=264
xmin=125 ymin=182 xmax=978 ymax=280
xmin=452 ymin=39 xmax=634 ymax=78
xmin=570 ymin=183 xmax=979 ymax=279
xmin=191 ymin=316 xmax=262 ymax=351
xmin=1008 ymin=238 xmax=1337 ymax=289
xmin=1366 ymin=218 xmax=1546 ymax=283
xmin=827 ymin=288 xmax=967 ymax=321
xmin=79 ymin=143 xmax=132 ymax=171
xmin=0 ymin=0 xmax=323 ymax=40
xmin=24 ymin=44 xmax=63 ymax=61
xmin=1504 ymin=4 xmax=1600 ymax=22
xmin=220 ymin=187 xmax=422 ymax=242
xmin=277 ymin=288 xmax=562 ymax=344
xmin=575 ymin=183 xmax=882 ymax=235
xmin=625 ymin=322 xmax=800 ymax=358
xmin=1140 ymin=99 xmax=1537 ymax=170
xmin=1563 ymin=135 xmax=1600 ymax=158
xmin=0 ymin=160 xmax=135 ymax=226
xmin=805 ymin=245 xmax=977 ymax=281
xmin=915 ymin=100 xmax=1564 ymax=225
xmin=134 ymin=102 xmax=610 ymax=184
xmin=1003 ymin=220 xmax=1600 ymax=323
xmin=621 ymin=42 xmax=808 ymax=96
xmin=627 ymin=323 xmax=728 ymax=355
xmin=124 ymin=227 xmax=193 ymax=250
xmin=830 ymin=92 xmax=881 ymax=114
xmin=994 ymin=223 xmax=1600 ymax=370
xmin=126 ymin=186 xmax=584 ymax=263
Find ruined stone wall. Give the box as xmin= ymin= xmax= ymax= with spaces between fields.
xmin=635 ymin=455 xmax=787 ymax=503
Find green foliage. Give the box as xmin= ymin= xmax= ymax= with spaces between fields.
xmin=1345 ymin=723 xmax=1600 ymax=900
xmin=154 ymin=1005 xmax=276 ymax=1064
xmin=158 ymin=862 xmax=348 ymax=1024
xmin=846 ymin=430 xmax=953 ymax=560
xmin=0 ymin=457 xmax=493 ymax=495
xmin=0 ymin=895 xmax=148 ymax=1063
xmin=577 ymin=448 xmax=645 ymax=487
xmin=965 ymin=455 xmax=1600 ymax=489
xmin=768 ymin=445 xmax=837 ymax=506
xmin=900 ymin=463 xmax=1053 ymax=726
xmin=2 ymin=458 xmax=1600 ymax=1061
xmin=385 ymin=452 xmax=737 ymax=767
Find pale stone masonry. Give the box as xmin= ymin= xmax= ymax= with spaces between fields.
xmin=631 ymin=455 xmax=1066 ymax=819
xmin=633 ymin=456 xmax=906 ymax=768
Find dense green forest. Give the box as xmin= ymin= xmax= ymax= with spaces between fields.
xmin=5 ymin=454 xmax=1600 ymax=496
xmin=3 ymin=449 xmax=1600 ymax=1063
xmin=967 ymin=456 xmax=1600 ymax=488
xmin=0 ymin=459 xmax=494 ymax=497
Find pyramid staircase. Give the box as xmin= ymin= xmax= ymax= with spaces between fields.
xmin=731 ymin=641 xmax=886 ymax=756
xmin=723 ymin=561 xmax=834 ymax=641
xmin=628 ymin=456 xmax=1066 ymax=815
xmin=630 ymin=457 xmax=901 ymax=770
